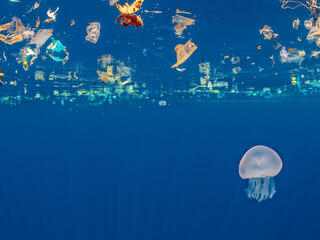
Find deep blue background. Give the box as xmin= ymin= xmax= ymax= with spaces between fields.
xmin=0 ymin=102 xmax=319 ymax=240
xmin=1 ymin=0 xmax=320 ymax=239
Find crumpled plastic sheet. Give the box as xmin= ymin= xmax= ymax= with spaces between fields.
xmin=85 ymin=22 xmax=100 ymax=44
xmin=29 ymin=29 xmax=53 ymax=49
xmin=0 ymin=18 xmax=25 ymax=45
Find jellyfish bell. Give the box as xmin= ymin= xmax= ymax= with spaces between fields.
xmin=239 ymin=145 xmax=282 ymax=179
xmin=239 ymin=145 xmax=283 ymax=202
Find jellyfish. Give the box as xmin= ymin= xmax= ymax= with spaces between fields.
xmin=239 ymin=145 xmax=283 ymax=202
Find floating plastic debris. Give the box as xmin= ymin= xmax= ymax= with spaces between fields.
xmin=231 ymin=56 xmax=240 ymax=65
xmin=259 ymin=25 xmax=274 ymax=40
xmin=0 ymin=18 xmax=25 ymax=45
xmin=176 ymin=9 xmax=192 ymax=14
xmin=109 ymin=0 xmax=119 ymax=6
xmin=115 ymin=0 xmax=144 ymax=28
xmin=172 ymin=14 xmax=195 ymax=36
xmin=116 ymin=0 xmax=144 ymax=14
xmin=46 ymin=37 xmax=69 ymax=64
xmin=20 ymin=46 xmax=38 ymax=71
xmin=115 ymin=14 xmax=143 ymax=27
xmin=35 ymin=70 xmax=45 ymax=81
xmin=0 ymin=68 xmax=4 ymax=85
xmin=293 ymin=18 xmax=300 ymax=30
xmin=29 ymin=29 xmax=53 ymax=49
xmin=98 ymin=54 xmax=114 ymax=69
xmin=85 ymin=22 xmax=101 ymax=44
xmin=171 ymin=39 xmax=197 ymax=68
xmin=158 ymin=100 xmax=167 ymax=106
xmin=144 ymin=10 xmax=162 ymax=14
xmin=232 ymin=66 xmax=242 ymax=75
xmin=45 ymin=8 xmax=59 ymax=23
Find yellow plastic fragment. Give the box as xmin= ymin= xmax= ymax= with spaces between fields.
xmin=116 ymin=0 xmax=144 ymax=14
xmin=10 ymin=81 xmax=17 ymax=86
xmin=298 ymin=50 xmax=306 ymax=57
xmin=107 ymin=65 xmax=114 ymax=76
xmin=291 ymin=75 xmax=297 ymax=85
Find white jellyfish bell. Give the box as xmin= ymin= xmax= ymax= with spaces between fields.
xmin=239 ymin=145 xmax=283 ymax=202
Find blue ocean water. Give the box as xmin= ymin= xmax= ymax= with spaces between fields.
xmin=1 ymin=103 xmax=319 ymax=239
xmin=1 ymin=0 xmax=320 ymax=239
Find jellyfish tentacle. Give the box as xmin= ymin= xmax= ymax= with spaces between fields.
xmin=258 ymin=177 xmax=270 ymax=202
xmin=246 ymin=178 xmax=262 ymax=200
xmin=269 ymin=177 xmax=276 ymax=199
xmin=245 ymin=178 xmax=255 ymax=199
xmin=246 ymin=177 xmax=277 ymax=202
xmin=254 ymin=178 xmax=262 ymax=200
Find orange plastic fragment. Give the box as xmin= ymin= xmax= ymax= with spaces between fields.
xmin=115 ymin=0 xmax=144 ymax=28
xmin=288 ymin=48 xmax=296 ymax=53
xmin=0 ymin=18 xmax=25 ymax=45
xmin=259 ymin=25 xmax=273 ymax=40
xmin=97 ymin=70 xmax=112 ymax=83
xmin=115 ymin=14 xmax=143 ymax=28
xmin=176 ymin=9 xmax=192 ymax=14
xmin=171 ymin=39 xmax=198 ymax=68
xmin=44 ymin=18 xmax=55 ymax=23
xmin=36 ymin=17 xmax=40 ymax=28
